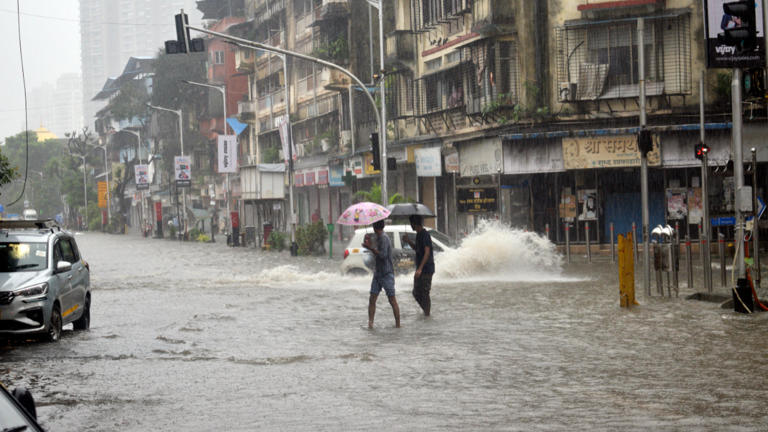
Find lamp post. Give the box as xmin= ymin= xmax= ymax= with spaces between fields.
xmin=80 ymin=155 xmax=87 ymax=230
xmin=147 ymin=103 xmax=187 ymax=238
xmin=181 ymin=80 xmax=232 ymax=238
xmin=366 ymin=0 xmax=388 ymax=205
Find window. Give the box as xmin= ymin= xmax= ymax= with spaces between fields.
xmin=462 ymin=39 xmax=519 ymax=114
xmin=425 ymin=58 xmax=442 ymax=71
xmin=556 ymin=14 xmax=691 ymax=100
xmin=58 ymin=239 xmax=76 ymax=263
xmin=214 ymin=51 xmax=225 ymax=65
xmin=423 ymin=66 xmax=463 ymax=113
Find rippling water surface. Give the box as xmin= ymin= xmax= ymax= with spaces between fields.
xmin=2 ymin=230 xmax=768 ymax=431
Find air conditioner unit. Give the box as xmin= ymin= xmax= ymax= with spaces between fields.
xmin=558 ymin=82 xmax=577 ymax=102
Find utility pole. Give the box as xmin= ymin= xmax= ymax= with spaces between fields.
xmin=732 ymin=69 xmax=746 ymax=283
xmin=638 ymin=17 xmax=651 ymax=296
xmin=700 ymin=72 xmax=712 ymax=293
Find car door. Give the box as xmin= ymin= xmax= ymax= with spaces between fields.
xmin=53 ymin=238 xmax=77 ymax=323
xmin=64 ymin=237 xmax=87 ymax=321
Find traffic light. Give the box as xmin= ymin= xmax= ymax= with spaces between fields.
xmin=637 ymin=128 xmax=653 ymax=157
xmin=695 ymin=142 xmax=709 ymax=160
xmin=370 ymin=132 xmax=381 ymax=171
xmin=165 ymin=12 xmax=205 ymax=54
xmin=719 ymin=1 xmax=757 ymax=53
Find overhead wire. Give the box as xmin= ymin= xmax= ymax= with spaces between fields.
xmin=4 ymin=0 xmax=28 ymax=207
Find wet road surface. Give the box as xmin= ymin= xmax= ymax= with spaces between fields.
xmin=2 ymin=228 xmax=768 ymax=431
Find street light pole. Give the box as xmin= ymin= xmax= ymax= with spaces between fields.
xmin=366 ymin=0 xmax=388 ymax=205
xmin=147 ymin=103 xmax=187 ymax=238
xmin=121 ymin=129 xmax=147 ymax=233
xmin=182 ymin=80 xmax=232 ymax=237
xmin=81 ymin=155 xmax=87 ymax=230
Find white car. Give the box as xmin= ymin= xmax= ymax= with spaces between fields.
xmin=340 ymin=224 xmax=452 ymax=275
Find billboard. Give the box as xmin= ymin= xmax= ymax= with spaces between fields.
xmin=174 ymin=156 xmax=192 ymax=188
xmin=704 ymin=0 xmax=765 ymax=68
xmin=134 ymin=164 xmax=150 ymax=190
xmin=217 ymin=135 xmax=237 ymax=173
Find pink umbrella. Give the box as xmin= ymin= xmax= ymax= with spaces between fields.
xmin=337 ymin=202 xmax=390 ymax=226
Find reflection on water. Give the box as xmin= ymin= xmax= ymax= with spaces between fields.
xmin=1 ymin=233 xmax=767 ymax=431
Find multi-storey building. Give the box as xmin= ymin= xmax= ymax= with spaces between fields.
xmin=226 ymin=0 xmax=765 ymax=247
xmin=79 ymin=0 xmax=201 ymax=132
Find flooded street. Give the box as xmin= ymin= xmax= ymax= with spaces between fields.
xmin=2 ymin=230 xmax=768 ymax=431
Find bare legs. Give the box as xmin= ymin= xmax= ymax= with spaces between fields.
xmin=368 ymin=294 xmax=401 ymax=328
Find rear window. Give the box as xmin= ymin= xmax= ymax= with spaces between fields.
xmin=0 ymin=242 xmax=48 ymax=272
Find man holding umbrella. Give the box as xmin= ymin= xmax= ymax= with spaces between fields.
xmin=363 ymin=220 xmax=401 ymax=329
xmin=402 ymin=214 xmax=434 ymax=316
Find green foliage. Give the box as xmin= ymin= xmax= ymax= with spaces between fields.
xmin=196 ymin=233 xmax=211 ymax=243
xmin=714 ymin=72 xmax=732 ymax=106
xmin=312 ymin=129 xmax=338 ymax=154
xmin=168 ymin=224 xmax=177 ymax=239
xmin=312 ymin=36 xmax=348 ymax=63
xmin=268 ymin=230 xmax=287 ymax=251
xmin=109 ymin=80 xmax=150 ymax=122
xmin=263 ymin=146 xmax=280 ymax=163
xmin=355 ymin=183 xmax=411 ymax=205
xmin=0 ymin=146 xmax=19 ymax=192
xmin=189 ymin=227 xmax=202 ymax=240
xmin=295 ymin=222 xmax=327 ymax=256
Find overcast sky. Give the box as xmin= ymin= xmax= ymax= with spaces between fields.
xmin=0 ymin=0 xmax=82 ymax=142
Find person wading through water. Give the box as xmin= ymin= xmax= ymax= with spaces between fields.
xmin=402 ymin=215 xmax=434 ymax=316
xmin=363 ymin=220 xmax=401 ymax=328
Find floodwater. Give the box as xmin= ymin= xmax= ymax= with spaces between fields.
xmin=2 ymin=224 xmax=768 ymax=431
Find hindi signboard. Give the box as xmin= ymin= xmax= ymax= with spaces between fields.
xmin=562 ymin=135 xmax=660 ymax=170
xmin=415 ymin=147 xmax=442 ymax=177
xmin=217 ymin=135 xmax=237 ymax=173
xmin=457 ymin=188 xmax=498 ymax=213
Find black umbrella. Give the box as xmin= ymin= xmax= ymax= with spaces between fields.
xmin=386 ymin=203 xmax=435 ymax=218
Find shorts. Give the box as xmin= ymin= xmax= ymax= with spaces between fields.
xmin=370 ymin=273 xmax=396 ymax=297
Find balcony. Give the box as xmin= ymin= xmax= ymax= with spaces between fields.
xmin=254 ymin=0 xmax=286 ymax=25
xmin=257 ymin=91 xmax=286 ymax=115
xmin=236 ymin=48 xmax=255 ymax=73
xmin=311 ymin=0 xmax=349 ymax=26
xmin=385 ymin=31 xmax=415 ymax=67
xmin=297 ymin=75 xmax=316 ymax=97
xmin=238 ymin=100 xmax=257 ymax=122
xmin=296 ymin=13 xmax=314 ymax=39
xmin=471 ymin=0 xmax=515 ymax=35
xmin=318 ymin=66 xmax=350 ymax=91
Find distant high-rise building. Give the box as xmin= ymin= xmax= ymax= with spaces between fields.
xmin=79 ymin=0 xmax=201 ymax=130
xmin=53 ymin=73 xmax=83 ymax=137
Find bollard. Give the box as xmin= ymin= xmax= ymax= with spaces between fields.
xmin=610 ymin=223 xmax=616 ymax=263
xmin=565 ymin=222 xmax=571 ymax=264
xmin=632 ymin=222 xmax=638 ymax=262
xmin=685 ymin=236 xmax=693 ymax=290
xmin=545 ymin=223 xmax=550 ymax=241
xmin=585 ymin=223 xmax=592 ymax=263
xmin=669 ymin=237 xmax=678 ymax=297
xmin=618 ymin=232 xmax=638 ymax=308
xmin=719 ymin=233 xmax=727 ymax=287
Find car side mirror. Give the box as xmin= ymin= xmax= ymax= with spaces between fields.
xmin=12 ymin=387 xmax=37 ymax=420
xmin=56 ymin=261 xmax=72 ymax=273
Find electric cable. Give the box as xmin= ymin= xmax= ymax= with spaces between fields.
xmin=5 ymin=0 xmax=28 ymax=207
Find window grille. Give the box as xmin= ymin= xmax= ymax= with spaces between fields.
xmin=556 ymin=13 xmax=691 ymax=101
xmin=385 ymin=70 xmax=415 ymax=120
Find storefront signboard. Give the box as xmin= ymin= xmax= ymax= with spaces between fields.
xmin=329 ymin=163 xmax=345 ymax=187
xmin=562 ymin=135 xmax=660 ymax=169
xmin=364 ymin=153 xmax=380 ymax=176
xmin=174 ymin=156 xmax=191 ymax=188
xmin=457 ymin=188 xmax=498 ymax=213
xmin=415 ymin=147 xmax=442 ymax=177
xmin=345 ymin=157 xmax=364 ymax=177
xmin=294 ymin=172 xmax=304 ymax=187
xmin=305 ymin=170 xmax=316 ymax=186
xmin=444 ymin=151 xmax=459 ymax=173
xmin=316 ymin=168 xmax=329 ymax=185
xmin=459 ymin=138 xmax=503 ymax=177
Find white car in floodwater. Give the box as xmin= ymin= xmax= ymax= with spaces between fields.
xmin=340 ymin=225 xmax=452 ymax=275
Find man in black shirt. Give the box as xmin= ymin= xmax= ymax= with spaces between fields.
xmin=402 ymin=215 xmax=434 ymax=316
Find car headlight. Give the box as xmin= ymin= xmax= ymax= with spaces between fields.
xmin=14 ymin=282 xmax=49 ymax=298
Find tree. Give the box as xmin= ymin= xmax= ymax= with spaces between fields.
xmin=354 ymin=183 xmax=409 ymax=205
xmin=0 ymin=147 xmax=18 ymax=193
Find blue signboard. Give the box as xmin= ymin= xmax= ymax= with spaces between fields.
xmin=329 ymin=163 xmax=344 ymax=187
xmin=711 ymin=217 xmax=736 ymax=227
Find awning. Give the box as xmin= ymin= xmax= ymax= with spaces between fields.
xmin=503 ymin=139 xmax=565 ymax=174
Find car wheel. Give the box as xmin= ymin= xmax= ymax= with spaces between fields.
xmin=73 ymin=296 xmax=90 ymax=330
xmin=46 ymin=304 xmax=62 ymax=342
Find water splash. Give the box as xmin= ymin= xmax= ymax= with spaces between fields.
xmin=435 ymin=220 xmax=564 ymax=282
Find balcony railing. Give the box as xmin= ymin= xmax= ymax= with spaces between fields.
xmin=312 ymin=0 xmax=349 ymax=24
xmin=296 ymin=13 xmax=314 ymax=38
xmin=238 ymin=100 xmax=257 ymax=120
xmin=257 ymin=91 xmax=286 ymax=115
xmin=472 ymin=0 xmax=515 ymax=34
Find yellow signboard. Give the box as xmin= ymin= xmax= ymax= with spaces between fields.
xmin=364 ymin=152 xmax=380 ymax=176
xmin=97 ymin=181 xmax=108 ymax=208
xmin=562 ymin=135 xmax=660 ymax=170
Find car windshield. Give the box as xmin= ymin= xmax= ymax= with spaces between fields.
xmin=0 ymin=242 xmax=48 ymax=272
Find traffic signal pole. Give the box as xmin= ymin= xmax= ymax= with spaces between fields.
xmin=638 ymin=17 xmax=651 ymax=297
xmin=732 ymin=69 xmax=747 ymax=283
xmin=700 ymin=72 xmax=713 ymax=293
